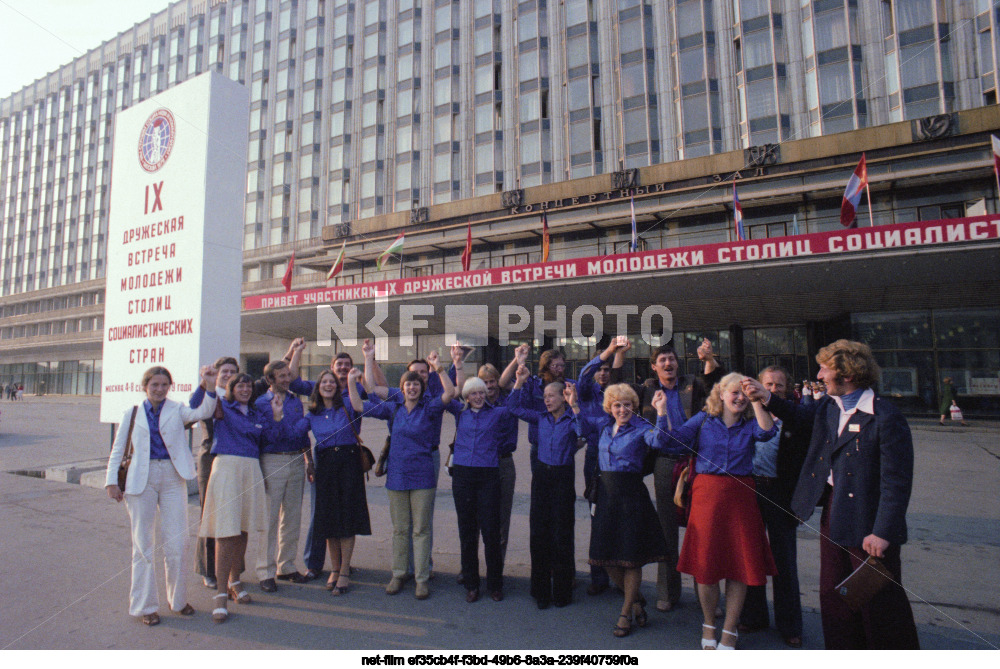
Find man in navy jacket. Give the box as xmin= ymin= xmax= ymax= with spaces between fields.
xmin=746 ymin=339 xmax=919 ymax=649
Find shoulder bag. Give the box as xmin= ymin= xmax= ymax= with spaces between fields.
xmin=341 ymin=405 xmax=375 ymax=478
xmin=116 ymin=406 xmax=139 ymax=491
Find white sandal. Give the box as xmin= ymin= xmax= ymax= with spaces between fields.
xmin=211 ymin=593 xmax=229 ymax=624
xmin=228 ymin=580 xmax=252 ymax=604
xmin=701 ymin=623 xmax=718 ymax=649
xmin=718 ymin=628 xmax=739 ymax=650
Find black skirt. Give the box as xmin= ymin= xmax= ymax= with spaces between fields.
xmin=588 ymin=471 xmax=668 ymax=569
xmin=314 ymin=444 xmax=371 ymax=539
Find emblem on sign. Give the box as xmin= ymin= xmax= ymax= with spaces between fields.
xmin=138 ymin=109 xmax=176 ymax=172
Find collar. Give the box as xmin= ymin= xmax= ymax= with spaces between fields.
xmin=830 ymin=388 xmax=876 ymax=416
xmin=143 ymin=399 xmax=163 ymax=415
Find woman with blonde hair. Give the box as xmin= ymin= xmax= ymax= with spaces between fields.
xmin=668 ymin=372 xmax=778 ymax=650
xmin=582 ymin=382 xmax=673 ymax=637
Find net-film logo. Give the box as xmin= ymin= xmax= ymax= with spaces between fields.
xmin=138 ymin=109 xmax=175 ymax=173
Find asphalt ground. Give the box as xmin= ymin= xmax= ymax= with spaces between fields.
xmin=0 ymin=395 xmax=997 ymax=658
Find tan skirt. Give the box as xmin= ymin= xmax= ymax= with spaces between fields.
xmin=198 ymin=454 xmax=267 ymax=538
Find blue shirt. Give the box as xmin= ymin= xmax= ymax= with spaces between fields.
xmin=507 ymin=388 xmax=582 ymax=466
xmin=211 ymin=400 xmax=285 ymax=459
xmin=667 ymin=411 xmax=778 ymax=476
xmin=590 ymin=414 xmax=673 ymax=473
xmin=445 ymin=398 xmax=514 ymax=468
xmin=576 ymin=355 xmax=610 ymax=422
xmin=752 ymin=417 xmax=782 ymax=478
xmin=386 ymin=382 xmax=448 ymax=450
xmin=365 ymin=394 xmax=447 ymax=490
xmin=296 ymin=403 xmax=361 ymax=452
xmin=289 ymin=377 xmax=367 ymax=429
xmin=143 ymin=399 xmax=169 ymax=460
xmin=254 ymin=390 xmax=310 ymax=454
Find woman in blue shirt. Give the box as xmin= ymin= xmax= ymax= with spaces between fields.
xmin=669 ymin=372 xmax=777 ymax=650
xmin=297 ymin=368 xmax=370 ymax=595
xmin=508 ymin=364 xmax=584 ymax=610
xmin=584 ymin=383 xmax=672 ymax=637
xmin=198 ymin=372 xmax=290 ymax=623
xmin=445 ymin=376 xmax=515 ymax=603
xmin=364 ymin=349 xmax=458 ymax=600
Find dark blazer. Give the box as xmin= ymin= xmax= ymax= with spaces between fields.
xmin=767 ymin=392 xmax=913 ymax=548
xmin=768 ymin=404 xmax=812 ymax=512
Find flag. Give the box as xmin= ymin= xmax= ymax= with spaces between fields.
xmin=791 ymin=213 xmax=799 ymax=236
xmin=281 ymin=251 xmax=295 ymax=292
xmin=460 ymin=220 xmax=472 ymax=272
xmin=541 ymin=212 xmax=550 ymax=262
xmin=326 ymin=241 xmax=346 ymax=281
xmin=377 ymin=233 xmax=405 ymax=271
xmin=733 ymin=182 xmax=745 ymax=241
xmin=629 ymin=190 xmax=638 ymax=252
xmin=840 ymin=153 xmax=868 ymax=228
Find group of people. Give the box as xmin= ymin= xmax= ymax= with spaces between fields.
xmin=104 ymin=334 xmax=919 ymax=650
xmin=4 ymin=381 xmax=24 ymax=400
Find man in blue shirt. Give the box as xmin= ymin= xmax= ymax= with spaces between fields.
xmin=254 ymin=359 xmax=309 ymax=592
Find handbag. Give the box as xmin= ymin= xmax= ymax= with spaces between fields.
xmin=672 ymin=454 xmax=696 ymax=527
xmin=374 ymin=436 xmax=390 ymax=477
xmin=116 ymin=406 xmax=139 ymax=491
xmin=341 ymin=405 xmax=374 ymax=478
xmin=834 ymin=555 xmax=894 ymax=612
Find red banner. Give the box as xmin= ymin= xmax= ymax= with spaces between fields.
xmin=244 ymin=216 xmax=1000 ymax=311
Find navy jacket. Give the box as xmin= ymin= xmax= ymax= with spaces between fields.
xmin=767 ymin=392 xmax=914 ymax=548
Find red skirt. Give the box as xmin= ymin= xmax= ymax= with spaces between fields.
xmin=676 ymin=474 xmax=777 ymax=586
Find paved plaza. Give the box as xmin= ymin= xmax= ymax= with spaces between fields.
xmin=0 ymin=395 xmax=997 ymax=651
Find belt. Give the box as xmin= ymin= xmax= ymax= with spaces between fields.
xmin=753 ymin=475 xmax=778 ymax=485
xmin=265 ymin=449 xmax=308 ymax=456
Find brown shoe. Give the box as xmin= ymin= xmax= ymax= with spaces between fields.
xmin=466 ymin=588 xmax=480 ymax=603
xmin=385 ymin=577 xmax=404 ymax=595
xmin=173 ymin=603 xmax=195 ymax=616
xmin=141 ymin=613 xmax=160 ymax=626
xmin=415 ymin=582 xmax=430 ymax=600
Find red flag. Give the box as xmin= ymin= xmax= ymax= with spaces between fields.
xmin=541 ymin=212 xmax=550 ymax=262
xmin=326 ymin=242 xmax=345 ymax=281
xmin=460 ymin=220 xmax=472 ymax=272
xmin=281 ymin=251 xmax=295 ymax=292
xmin=991 ymin=135 xmax=1000 ymax=192
xmin=839 ymin=153 xmax=868 ymax=228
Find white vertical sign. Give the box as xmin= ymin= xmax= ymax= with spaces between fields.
xmin=100 ymin=71 xmax=249 ymax=422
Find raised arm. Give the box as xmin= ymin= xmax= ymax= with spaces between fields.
xmin=363 ymin=339 xmax=390 ymax=399
xmin=363 ymin=339 xmax=389 ymax=391
xmin=499 ymin=343 xmax=529 ymax=390
xmin=450 ymin=342 xmax=466 ymax=395
xmin=287 ymin=338 xmax=306 ymax=378
xmin=347 ymin=367 xmax=365 ymax=412
xmin=427 ymin=350 xmax=456 ymax=403
xmin=506 ymin=364 xmax=540 ymax=424
xmin=180 ymin=365 xmax=219 ymax=422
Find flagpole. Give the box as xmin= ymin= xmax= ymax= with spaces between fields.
xmin=865 ymin=181 xmax=874 ymax=228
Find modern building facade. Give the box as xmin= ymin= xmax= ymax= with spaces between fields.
xmin=1 ymin=0 xmax=999 ymax=415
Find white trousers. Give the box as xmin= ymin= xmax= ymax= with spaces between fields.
xmin=256 ymin=452 xmax=305 ymax=579
xmin=124 ymin=459 xmax=189 ymax=616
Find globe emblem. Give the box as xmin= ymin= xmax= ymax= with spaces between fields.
xmin=138 ymin=109 xmax=175 ymax=172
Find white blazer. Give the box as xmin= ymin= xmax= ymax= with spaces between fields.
xmin=104 ymin=392 xmax=217 ymax=495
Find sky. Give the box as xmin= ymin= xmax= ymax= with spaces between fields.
xmin=0 ymin=0 xmax=173 ymax=99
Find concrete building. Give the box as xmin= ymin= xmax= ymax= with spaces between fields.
xmin=1 ymin=0 xmax=999 ymax=415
